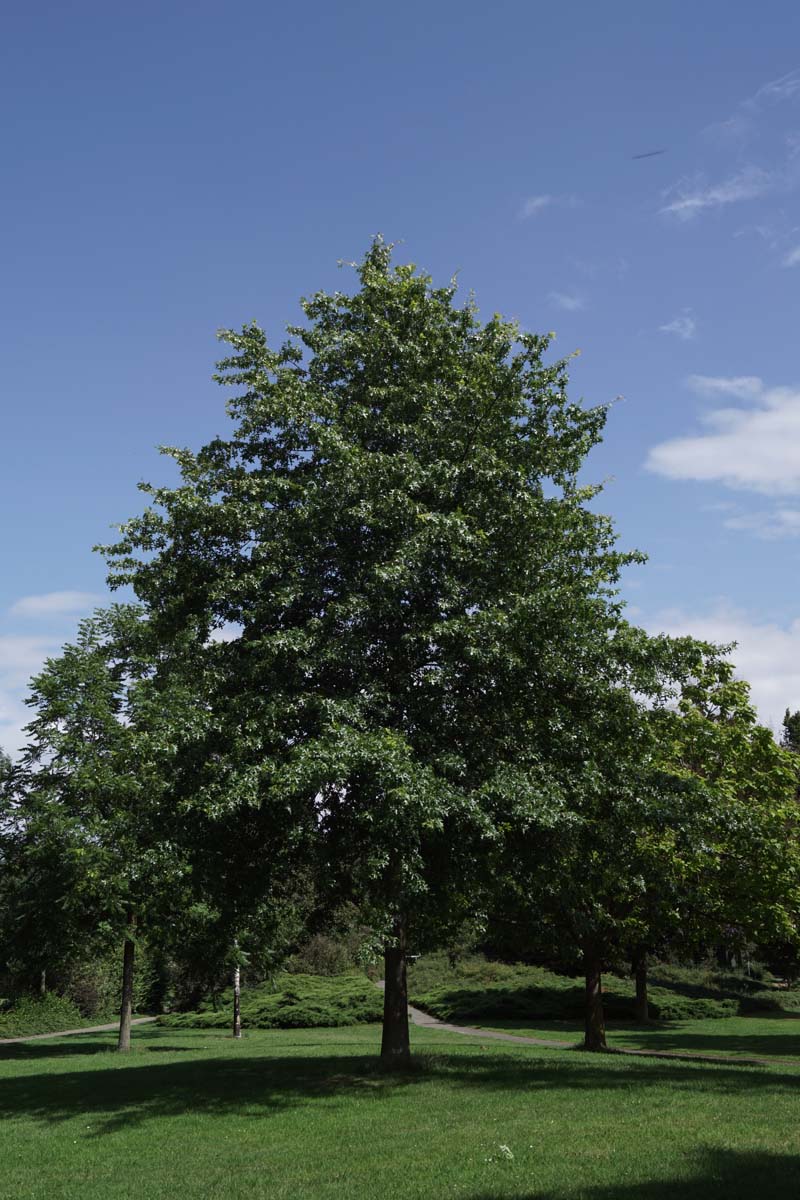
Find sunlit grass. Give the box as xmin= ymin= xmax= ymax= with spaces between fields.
xmin=2 ymin=1021 xmax=800 ymax=1198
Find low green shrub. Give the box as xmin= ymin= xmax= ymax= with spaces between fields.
xmin=0 ymin=993 xmax=85 ymax=1039
xmin=648 ymin=962 xmax=769 ymax=1000
xmin=409 ymin=956 xmax=752 ymax=1024
xmin=159 ymin=973 xmax=383 ymax=1031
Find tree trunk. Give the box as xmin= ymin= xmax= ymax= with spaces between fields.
xmin=583 ymin=945 xmax=607 ymax=1051
xmin=232 ymin=964 xmax=242 ymax=1039
xmin=39 ymin=969 xmax=46 ymax=996
xmin=381 ymin=916 xmax=410 ymax=1064
xmin=633 ymin=951 xmax=649 ymax=1024
xmin=117 ymin=917 xmax=136 ymax=1053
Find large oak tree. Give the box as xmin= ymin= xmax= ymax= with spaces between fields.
xmin=102 ymin=239 xmax=646 ymax=1060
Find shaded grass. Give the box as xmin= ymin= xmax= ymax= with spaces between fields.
xmin=2 ymin=1022 xmax=800 ymax=1198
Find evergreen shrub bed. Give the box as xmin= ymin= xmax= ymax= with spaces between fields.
xmin=408 ymin=954 xmax=772 ymax=1023
xmin=159 ymin=972 xmax=382 ymax=1030
xmin=0 ymin=993 xmax=87 ymax=1038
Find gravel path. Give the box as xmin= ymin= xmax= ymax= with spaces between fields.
xmin=0 ymin=1017 xmax=157 ymax=1046
xmin=399 ymin=990 xmax=800 ymax=1069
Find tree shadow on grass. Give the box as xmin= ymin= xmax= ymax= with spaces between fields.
xmin=466 ymin=1147 xmax=800 ymax=1199
xmin=480 ymin=1017 xmax=800 ymax=1064
xmin=1 ymin=1042 xmax=799 ymax=1137
xmin=607 ymin=1024 xmax=800 ymax=1061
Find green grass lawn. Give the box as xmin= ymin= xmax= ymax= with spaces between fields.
xmin=2 ymin=1021 xmax=800 ymax=1199
xmin=475 ymin=1014 xmax=800 ymax=1063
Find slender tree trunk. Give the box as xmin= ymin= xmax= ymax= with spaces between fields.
xmin=39 ymin=969 xmax=46 ymax=996
xmin=583 ymin=944 xmax=607 ymax=1051
xmin=232 ymin=964 xmax=242 ymax=1039
xmin=381 ymin=915 xmax=410 ymax=1064
xmin=633 ymin=950 xmax=649 ymax=1024
xmin=117 ymin=916 xmax=136 ymax=1053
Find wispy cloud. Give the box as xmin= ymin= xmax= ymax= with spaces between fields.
xmin=647 ymin=380 xmax=800 ymax=494
xmin=704 ymin=70 xmax=800 ymax=145
xmin=783 ymin=245 xmax=800 ymax=267
xmin=660 ymin=166 xmax=773 ymax=221
xmin=520 ymin=194 xmax=552 ymax=219
xmin=723 ymin=508 xmax=800 ymax=539
xmin=519 ymin=193 xmax=579 ymax=219
xmin=659 ymin=312 xmax=696 ymax=341
xmin=9 ymin=590 xmax=102 ymax=618
xmin=750 ymin=69 xmax=800 ymax=108
xmin=548 ymin=291 xmax=585 ymax=312
xmin=686 ymin=374 xmax=763 ymax=399
xmin=666 ymin=70 xmax=800 ymax=224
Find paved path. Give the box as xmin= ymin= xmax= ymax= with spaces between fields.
xmin=3 ymin=997 xmax=797 ymax=1070
xmin=0 ymin=1017 xmax=157 ymax=1046
xmin=395 ymin=990 xmax=800 ymax=1069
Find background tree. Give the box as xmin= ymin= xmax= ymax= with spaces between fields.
xmin=12 ymin=605 xmax=193 ymax=1050
xmin=781 ymin=709 xmax=800 ymax=755
xmin=492 ymin=637 xmax=800 ymax=1048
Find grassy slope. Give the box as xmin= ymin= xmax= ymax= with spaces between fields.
xmin=0 ymin=994 xmax=118 ymax=1040
xmin=407 ymin=954 xmax=795 ymax=1024
xmin=2 ymin=1023 xmax=800 ymax=1200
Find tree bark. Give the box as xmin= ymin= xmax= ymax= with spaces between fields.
xmin=633 ymin=951 xmax=649 ymax=1024
xmin=117 ymin=917 xmax=136 ymax=1053
xmin=232 ymin=964 xmax=242 ymax=1039
xmin=380 ymin=916 xmax=410 ymax=1064
xmin=39 ymin=969 xmax=46 ymax=996
xmin=583 ymin=945 xmax=607 ymax=1051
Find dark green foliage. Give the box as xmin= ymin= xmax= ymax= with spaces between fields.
xmin=408 ymin=954 xmax=793 ymax=1024
xmin=284 ymin=935 xmax=357 ymax=977
xmin=782 ymin=709 xmax=800 ymax=754
xmin=57 ymin=943 xmax=158 ymax=1018
xmin=0 ymin=992 xmax=84 ymax=1038
xmin=159 ymin=973 xmax=382 ymax=1031
xmin=413 ymin=973 xmax=737 ymax=1023
xmin=757 ymin=939 xmax=800 ymax=985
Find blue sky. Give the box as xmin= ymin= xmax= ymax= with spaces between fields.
xmin=3 ymin=1 xmax=800 ymax=751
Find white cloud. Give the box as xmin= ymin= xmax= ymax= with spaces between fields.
xmin=0 ymin=635 xmax=60 ymax=756
xmin=659 ymin=312 xmax=696 ymax=341
xmin=520 ymin=194 xmax=552 ymax=218
xmin=783 ymin=245 xmax=800 ymax=267
xmin=647 ymin=382 xmax=800 ymax=494
xmin=686 ymin=374 xmax=764 ymax=400
xmin=548 ymin=291 xmax=585 ymax=312
xmin=648 ymin=605 xmax=800 ymax=731
xmin=660 ymin=166 xmax=773 ymax=221
xmin=9 ymin=590 xmax=102 ymax=618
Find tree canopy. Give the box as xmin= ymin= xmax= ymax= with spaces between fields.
xmin=99 ymin=239 xmax=663 ymax=1057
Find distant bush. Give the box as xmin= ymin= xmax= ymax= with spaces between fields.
xmin=0 ymin=993 xmax=85 ymax=1039
xmin=159 ymin=973 xmax=383 ymax=1031
xmin=284 ymin=935 xmax=355 ymax=977
xmin=648 ymin=962 xmax=768 ymax=998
